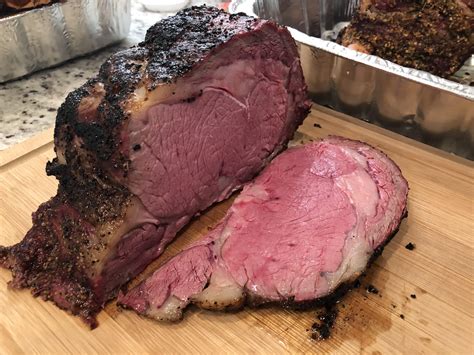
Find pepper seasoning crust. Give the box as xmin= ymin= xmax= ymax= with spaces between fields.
xmin=338 ymin=0 xmax=474 ymax=78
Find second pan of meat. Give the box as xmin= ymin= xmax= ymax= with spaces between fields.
xmin=338 ymin=0 xmax=474 ymax=78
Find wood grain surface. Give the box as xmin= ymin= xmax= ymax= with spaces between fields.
xmin=1 ymin=105 xmax=473 ymax=354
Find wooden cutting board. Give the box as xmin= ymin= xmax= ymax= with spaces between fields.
xmin=1 ymin=105 xmax=473 ymax=354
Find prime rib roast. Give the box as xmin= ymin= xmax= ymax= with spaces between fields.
xmin=338 ymin=0 xmax=474 ymax=78
xmin=0 ymin=6 xmax=310 ymax=327
xmin=119 ymin=137 xmax=409 ymax=321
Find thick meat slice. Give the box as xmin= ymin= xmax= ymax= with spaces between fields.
xmin=118 ymin=137 xmax=409 ymax=321
xmin=338 ymin=0 xmax=474 ymax=78
xmin=0 ymin=6 xmax=310 ymax=327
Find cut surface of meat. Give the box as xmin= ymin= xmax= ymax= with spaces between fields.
xmin=118 ymin=136 xmax=409 ymax=321
xmin=338 ymin=0 xmax=474 ymax=78
xmin=0 ymin=6 xmax=310 ymax=327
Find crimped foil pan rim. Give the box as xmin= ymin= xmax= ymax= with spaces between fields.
xmin=289 ymin=29 xmax=474 ymax=100
xmin=229 ymin=0 xmax=474 ymax=101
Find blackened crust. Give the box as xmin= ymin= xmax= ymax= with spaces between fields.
xmin=0 ymin=197 xmax=101 ymax=328
xmin=46 ymin=156 xmax=130 ymax=226
xmin=141 ymin=7 xmax=258 ymax=86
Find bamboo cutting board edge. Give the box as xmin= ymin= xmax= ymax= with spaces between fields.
xmin=0 ymin=128 xmax=54 ymax=168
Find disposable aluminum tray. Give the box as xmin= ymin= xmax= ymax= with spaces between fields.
xmin=230 ymin=0 xmax=474 ymax=160
xmin=0 ymin=0 xmax=131 ymax=83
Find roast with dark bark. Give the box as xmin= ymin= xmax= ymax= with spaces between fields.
xmin=0 ymin=6 xmax=310 ymax=327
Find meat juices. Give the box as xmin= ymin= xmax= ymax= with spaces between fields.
xmin=118 ymin=137 xmax=409 ymax=321
xmin=0 ymin=6 xmax=310 ymax=327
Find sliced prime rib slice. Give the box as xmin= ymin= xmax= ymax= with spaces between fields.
xmin=338 ymin=0 xmax=474 ymax=78
xmin=0 ymin=6 xmax=310 ymax=327
xmin=118 ymin=137 xmax=409 ymax=321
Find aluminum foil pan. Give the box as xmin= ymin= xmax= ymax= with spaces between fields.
xmin=230 ymin=0 xmax=474 ymax=160
xmin=0 ymin=0 xmax=131 ymax=83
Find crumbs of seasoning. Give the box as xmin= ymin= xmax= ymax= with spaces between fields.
xmin=132 ymin=144 xmax=141 ymax=151
xmin=40 ymin=115 xmax=45 ymax=118
xmin=410 ymin=294 xmax=417 ymax=299
xmin=311 ymin=306 xmax=338 ymax=341
xmin=313 ymin=123 xmax=322 ymax=128
xmin=405 ymin=242 xmax=416 ymax=250
xmin=6 ymin=134 xmax=14 ymax=138
xmin=353 ymin=279 xmax=361 ymax=289
xmin=400 ymin=314 xmax=405 ymax=320
xmin=366 ymin=284 xmax=379 ymax=294
xmin=47 ymin=108 xmax=56 ymax=112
